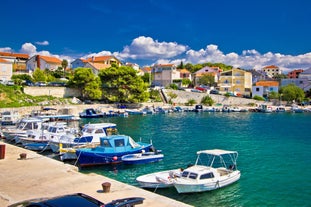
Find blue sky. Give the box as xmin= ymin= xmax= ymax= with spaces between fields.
xmin=1 ymin=0 xmax=311 ymax=72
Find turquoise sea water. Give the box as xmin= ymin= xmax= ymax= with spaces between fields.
xmin=80 ymin=112 xmax=311 ymax=207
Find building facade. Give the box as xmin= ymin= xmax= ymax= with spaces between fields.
xmin=252 ymin=81 xmax=279 ymax=98
xmin=26 ymin=55 xmax=62 ymax=72
xmin=218 ymin=68 xmax=252 ymax=96
xmin=262 ymin=65 xmax=281 ymax=78
xmin=0 ymin=58 xmax=13 ymax=81
xmin=152 ymin=64 xmax=179 ymax=87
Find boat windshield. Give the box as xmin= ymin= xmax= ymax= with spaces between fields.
xmin=195 ymin=152 xmax=238 ymax=169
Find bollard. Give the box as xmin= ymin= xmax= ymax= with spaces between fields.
xmin=0 ymin=144 xmax=5 ymax=159
xmin=101 ymin=182 xmax=111 ymax=193
xmin=19 ymin=153 xmax=27 ymax=160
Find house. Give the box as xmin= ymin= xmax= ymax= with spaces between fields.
xmin=281 ymin=68 xmax=311 ymax=91
xmin=71 ymin=55 xmax=122 ymax=74
xmin=0 ymin=58 xmax=13 ymax=81
xmin=151 ymin=64 xmax=179 ymax=87
xmin=288 ymin=69 xmax=304 ymax=79
xmin=26 ymin=55 xmax=62 ymax=72
xmin=194 ymin=66 xmax=222 ymax=85
xmin=0 ymin=52 xmax=29 ymax=75
xmin=248 ymin=69 xmax=270 ymax=84
xmin=84 ymin=62 xmax=111 ymax=75
xmin=218 ymin=68 xmax=252 ymax=97
xmin=262 ymin=65 xmax=281 ymax=78
xmin=125 ymin=62 xmax=139 ymax=70
xmin=252 ymin=81 xmax=279 ymax=98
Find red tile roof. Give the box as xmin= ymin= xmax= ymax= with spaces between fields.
xmin=0 ymin=52 xmax=29 ymax=59
xmin=39 ymin=55 xmax=62 ymax=64
xmin=85 ymin=55 xmax=116 ymax=62
xmin=256 ymin=81 xmax=279 ymax=86
xmin=263 ymin=65 xmax=278 ymax=69
xmin=0 ymin=58 xmax=9 ymax=63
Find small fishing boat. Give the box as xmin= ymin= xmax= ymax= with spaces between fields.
xmin=75 ymin=135 xmax=154 ymax=167
xmin=121 ymin=151 xmax=164 ymax=164
xmin=173 ymin=149 xmax=241 ymax=193
xmin=79 ymin=108 xmax=105 ymax=118
xmin=136 ymin=168 xmax=183 ymax=189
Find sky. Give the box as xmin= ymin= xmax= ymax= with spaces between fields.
xmin=1 ymin=0 xmax=311 ymax=73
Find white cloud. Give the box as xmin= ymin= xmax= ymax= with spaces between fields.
xmin=0 ymin=47 xmax=13 ymax=52
xmin=3 ymin=37 xmax=310 ymax=73
xmin=116 ymin=36 xmax=188 ymax=60
xmin=184 ymin=44 xmax=311 ymax=73
xmin=35 ymin=41 xmax=49 ymax=46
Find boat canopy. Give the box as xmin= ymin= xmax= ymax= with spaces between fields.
xmin=197 ymin=149 xmax=238 ymax=156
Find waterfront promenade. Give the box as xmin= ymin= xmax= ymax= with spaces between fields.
xmin=0 ymin=142 xmax=192 ymax=207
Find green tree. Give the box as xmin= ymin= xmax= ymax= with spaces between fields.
xmin=32 ymin=68 xmax=47 ymax=82
xmin=181 ymin=78 xmax=191 ymax=87
xmin=84 ymin=76 xmax=102 ymax=100
xmin=99 ymin=66 xmax=149 ymax=103
xmin=198 ymin=73 xmax=215 ymax=86
xmin=68 ymin=68 xmax=100 ymax=99
xmin=61 ymin=59 xmax=68 ymax=78
xmin=177 ymin=61 xmax=184 ymax=69
xmin=279 ymin=84 xmax=305 ymax=103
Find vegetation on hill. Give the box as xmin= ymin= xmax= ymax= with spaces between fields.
xmin=0 ymin=84 xmax=70 ymax=108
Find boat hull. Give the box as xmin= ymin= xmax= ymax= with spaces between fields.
xmin=121 ymin=153 xmax=164 ymax=164
xmin=174 ymin=170 xmax=241 ymax=193
xmin=76 ymin=144 xmax=153 ymax=167
xmin=136 ymin=169 xmax=182 ymax=189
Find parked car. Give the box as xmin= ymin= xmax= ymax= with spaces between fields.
xmin=195 ymin=86 xmax=207 ymax=92
xmin=35 ymin=81 xmax=47 ymax=87
xmin=210 ymin=89 xmax=220 ymax=94
xmin=191 ymin=89 xmax=202 ymax=93
xmin=8 ymin=193 xmax=145 ymax=207
xmin=6 ymin=80 xmax=15 ymax=86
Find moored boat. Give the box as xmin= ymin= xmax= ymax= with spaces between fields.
xmin=173 ymin=149 xmax=241 ymax=193
xmin=121 ymin=151 xmax=164 ymax=165
xmin=136 ymin=168 xmax=183 ymax=189
xmin=75 ymin=135 xmax=153 ymax=167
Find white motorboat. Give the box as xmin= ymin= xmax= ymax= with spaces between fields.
xmin=50 ymin=122 xmax=118 ymax=153
xmin=136 ymin=168 xmax=183 ymax=189
xmin=2 ymin=117 xmax=44 ymax=142
xmin=173 ymin=149 xmax=241 ymax=193
xmin=121 ymin=151 xmax=164 ymax=165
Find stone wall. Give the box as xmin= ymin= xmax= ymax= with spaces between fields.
xmin=163 ymin=89 xmax=269 ymax=106
xmin=23 ymin=86 xmax=82 ymax=98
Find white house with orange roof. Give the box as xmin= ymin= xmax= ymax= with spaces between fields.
xmin=0 ymin=52 xmax=29 ymax=75
xmin=71 ymin=55 xmax=122 ymax=74
xmin=262 ymin=65 xmax=281 ymax=78
xmin=26 ymin=55 xmax=62 ymax=72
xmin=0 ymin=58 xmax=13 ymax=81
xmin=194 ymin=66 xmax=222 ymax=85
xmin=151 ymin=64 xmax=179 ymax=87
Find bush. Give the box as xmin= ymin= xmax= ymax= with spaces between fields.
xmin=201 ymin=96 xmax=214 ymax=106
xmin=186 ymin=99 xmax=197 ymax=106
xmin=253 ymin=95 xmax=265 ymax=101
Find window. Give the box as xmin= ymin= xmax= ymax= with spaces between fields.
xmin=236 ymin=80 xmax=241 ymax=84
xmin=200 ymin=173 xmax=214 ymax=179
xmin=189 ymin=173 xmax=198 ymax=179
xmin=101 ymin=139 xmax=111 ymax=147
xmin=181 ymin=171 xmax=189 ymax=178
xmin=256 ymin=87 xmax=260 ymax=92
xmin=115 ymin=139 xmax=125 ymax=147
xmin=95 ymin=129 xmax=103 ymax=134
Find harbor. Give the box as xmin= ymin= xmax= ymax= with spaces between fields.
xmin=0 ymin=142 xmax=192 ymax=207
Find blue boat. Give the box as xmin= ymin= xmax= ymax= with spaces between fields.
xmin=79 ymin=108 xmax=105 ymax=118
xmin=121 ymin=151 xmax=164 ymax=165
xmin=75 ymin=135 xmax=153 ymax=167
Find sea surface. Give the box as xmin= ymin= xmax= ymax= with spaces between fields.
xmin=79 ymin=112 xmax=311 ymax=207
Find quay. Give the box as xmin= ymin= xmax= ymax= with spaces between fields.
xmin=0 ymin=142 xmax=192 ymax=207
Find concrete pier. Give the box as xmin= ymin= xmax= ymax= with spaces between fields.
xmin=0 ymin=142 xmax=192 ymax=207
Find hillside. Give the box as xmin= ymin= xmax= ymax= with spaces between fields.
xmin=0 ymin=84 xmax=71 ymax=108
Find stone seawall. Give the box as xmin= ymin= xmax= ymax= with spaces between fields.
xmin=163 ymin=89 xmax=270 ymax=106
xmin=24 ymin=86 xmax=82 ymax=98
